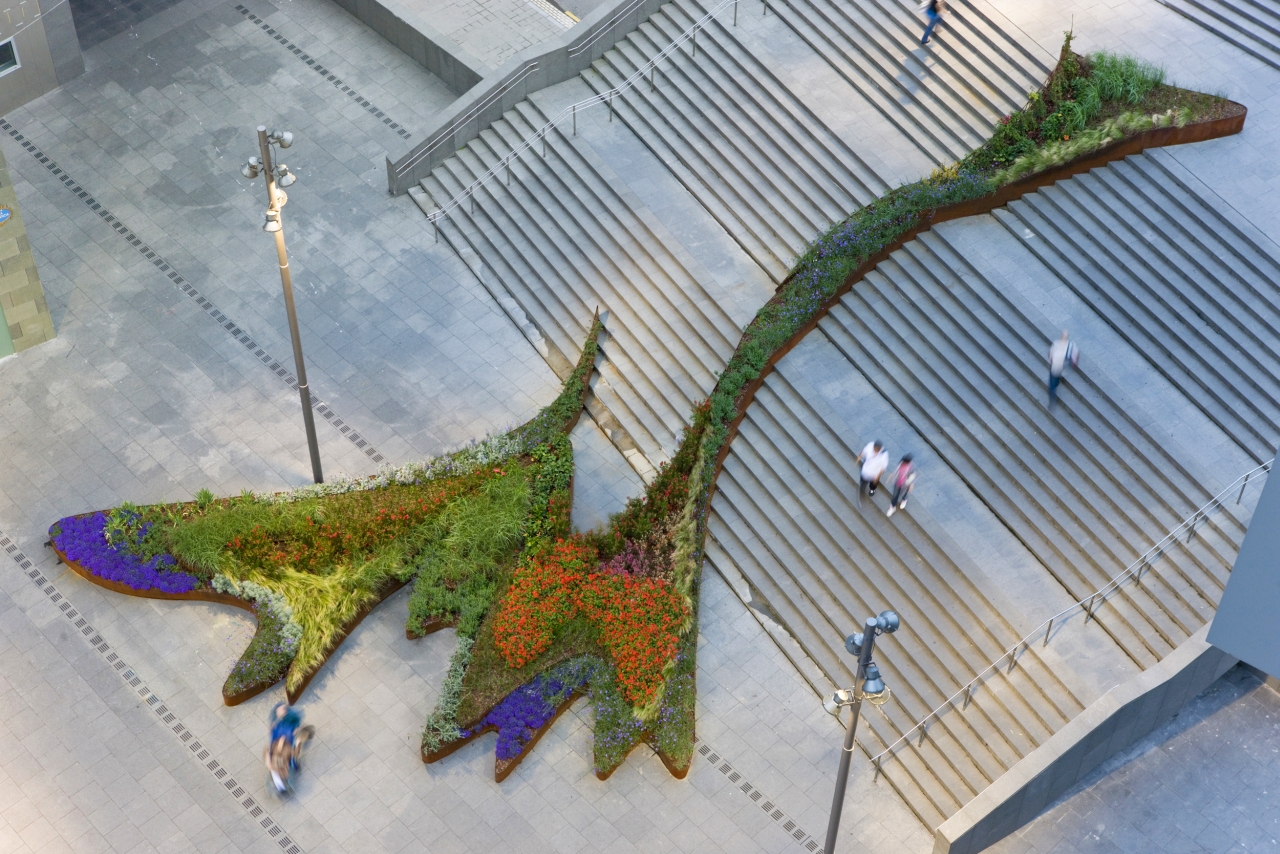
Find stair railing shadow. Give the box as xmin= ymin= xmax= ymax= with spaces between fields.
xmin=421 ymin=0 xmax=740 ymax=239
xmin=866 ymin=458 xmax=1273 ymax=782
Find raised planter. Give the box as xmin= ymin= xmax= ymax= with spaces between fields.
xmin=422 ymin=690 xmax=584 ymax=782
xmin=52 ymin=538 xmax=409 ymax=706
xmin=707 ymin=106 xmax=1247 ymax=497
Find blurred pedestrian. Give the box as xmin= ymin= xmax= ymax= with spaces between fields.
xmin=887 ymin=454 xmax=916 ymax=517
xmin=857 ymin=440 xmax=890 ymax=498
xmin=920 ymin=0 xmax=946 ymax=44
xmin=1047 ymin=330 xmax=1080 ymax=405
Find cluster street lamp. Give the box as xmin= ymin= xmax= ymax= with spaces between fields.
xmin=242 ymin=125 xmax=323 ymax=484
xmin=822 ymin=609 xmax=900 ymax=854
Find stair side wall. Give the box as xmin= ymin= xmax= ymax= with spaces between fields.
xmin=386 ymin=0 xmax=667 ymax=194
xmin=933 ymin=624 xmax=1237 ymax=854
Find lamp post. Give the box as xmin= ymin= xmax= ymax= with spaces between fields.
xmin=822 ymin=609 xmax=900 ymax=854
xmin=242 ymin=125 xmax=323 ymax=484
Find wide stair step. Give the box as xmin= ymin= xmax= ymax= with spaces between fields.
xmin=584 ymin=0 xmax=888 ymax=282
xmin=817 ymin=225 xmax=1246 ymax=668
xmin=708 ymin=358 xmax=1086 ymax=827
xmin=1156 ymin=0 xmax=1280 ymax=70
xmin=413 ymin=96 xmax=747 ymax=466
xmin=766 ymin=0 xmax=1050 ymax=164
xmin=996 ymin=151 xmax=1280 ymax=464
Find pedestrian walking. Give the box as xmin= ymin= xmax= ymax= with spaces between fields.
xmin=857 ymin=440 xmax=890 ymax=498
xmin=920 ymin=0 xmax=946 ymax=44
xmin=887 ymin=454 xmax=916 ymax=517
xmin=1047 ymin=330 xmax=1080 ymax=405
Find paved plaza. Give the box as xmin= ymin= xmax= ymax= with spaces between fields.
xmin=0 ymin=0 xmax=927 ymax=851
xmin=3 ymin=0 xmax=1280 ymax=848
xmin=990 ymin=666 xmax=1280 ymax=854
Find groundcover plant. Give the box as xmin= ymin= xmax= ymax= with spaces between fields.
xmin=49 ymin=34 xmax=1241 ymax=782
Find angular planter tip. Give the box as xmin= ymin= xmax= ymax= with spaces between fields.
xmin=51 ymin=536 xmax=408 ymax=706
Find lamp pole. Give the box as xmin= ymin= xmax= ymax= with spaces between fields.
xmin=245 ymin=125 xmax=323 ymax=484
xmin=823 ymin=610 xmax=899 ymax=854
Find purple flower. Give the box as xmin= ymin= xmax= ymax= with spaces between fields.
xmin=50 ymin=513 xmax=198 ymax=594
xmin=482 ymin=670 xmax=585 ymax=761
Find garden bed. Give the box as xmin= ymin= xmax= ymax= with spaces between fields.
xmin=45 ymin=38 xmax=1246 ymax=785
xmin=668 ymin=40 xmax=1247 ymax=671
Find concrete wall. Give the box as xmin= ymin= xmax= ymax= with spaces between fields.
xmin=933 ymin=625 xmax=1238 ymax=854
xmin=386 ymin=0 xmax=663 ymax=195
xmin=1207 ymin=467 xmax=1280 ymax=676
xmin=0 ymin=0 xmax=83 ymax=117
xmin=328 ymin=0 xmax=487 ymax=96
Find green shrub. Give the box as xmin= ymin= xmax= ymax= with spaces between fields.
xmin=422 ymin=636 xmax=474 ymax=754
xmin=1089 ymin=50 xmax=1165 ymax=104
xmin=406 ymin=464 xmax=531 ymax=637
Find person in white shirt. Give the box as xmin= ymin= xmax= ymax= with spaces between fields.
xmin=1047 ymin=330 xmax=1080 ymax=405
xmin=857 ymin=440 xmax=890 ymax=498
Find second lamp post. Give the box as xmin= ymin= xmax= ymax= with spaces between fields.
xmin=822 ymin=609 xmax=900 ymax=854
xmin=242 ymin=125 xmax=323 ymax=484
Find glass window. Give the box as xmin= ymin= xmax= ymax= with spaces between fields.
xmin=0 ymin=41 xmax=17 ymax=76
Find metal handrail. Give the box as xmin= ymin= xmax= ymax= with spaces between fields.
xmin=422 ymin=0 xmax=741 ymax=237
xmin=867 ymin=458 xmax=1273 ymax=777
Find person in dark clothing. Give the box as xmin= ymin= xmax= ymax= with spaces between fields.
xmin=921 ymin=0 xmax=946 ymax=44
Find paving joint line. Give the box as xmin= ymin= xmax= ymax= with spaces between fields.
xmin=0 ymin=117 xmax=387 ymax=465
xmin=235 ymin=5 xmax=413 ymax=140
xmin=695 ymin=742 xmax=820 ymax=850
xmin=0 ymin=529 xmax=305 ymax=854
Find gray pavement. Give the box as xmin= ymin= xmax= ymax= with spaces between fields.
xmin=0 ymin=0 xmax=936 ymax=851
xmin=401 ymin=0 xmax=574 ymax=71
xmin=989 ymin=665 xmax=1280 ymax=854
xmin=4 ymin=0 xmax=1280 ymax=849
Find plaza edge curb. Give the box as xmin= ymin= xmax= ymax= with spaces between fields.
xmin=707 ymin=106 xmax=1247 ymax=498
xmin=931 ymin=625 xmax=1238 ymax=854
xmin=50 ymin=538 xmax=409 ymax=706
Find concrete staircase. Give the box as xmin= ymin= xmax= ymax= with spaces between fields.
xmin=411 ymin=96 xmax=749 ymax=468
xmin=997 ymin=151 xmax=1280 ymax=464
xmin=830 ymin=226 xmax=1247 ymax=667
xmin=400 ymin=0 xmax=1266 ymax=832
xmin=583 ymin=0 xmax=891 ymax=282
xmin=769 ymin=0 xmax=1050 ymax=163
xmin=1156 ymin=0 xmax=1280 ymax=70
xmin=705 ymin=161 xmax=1265 ymax=820
xmin=705 ymin=365 xmax=1088 ymax=828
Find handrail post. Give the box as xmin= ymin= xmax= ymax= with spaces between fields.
xmin=651 ymin=65 xmax=656 ymax=91
xmin=506 ymin=158 xmax=511 ymax=186
xmin=1043 ymin=617 xmax=1052 ymax=647
xmin=918 ymin=723 xmax=927 ymax=748
xmin=432 ymin=216 xmax=438 ymax=243
xmin=1007 ymin=645 xmax=1018 ymax=674
xmin=734 ymin=0 xmax=738 ymax=24
xmin=692 ymin=26 xmax=697 ymax=56
xmin=608 ymin=91 xmax=613 ymax=122
xmin=873 ymin=756 xmax=882 ymax=783
xmin=963 ymin=683 xmax=971 ymax=710
xmin=573 ymin=104 xmax=577 ymax=136
xmin=1187 ymin=512 xmax=1197 ymax=542
xmin=1238 ymin=472 xmax=1250 ymax=504
xmin=1084 ymin=593 xmax=1096 ymax=622
xmin=763 ymin=0 xmax=767 ymax=14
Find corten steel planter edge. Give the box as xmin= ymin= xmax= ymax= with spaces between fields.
xmin=51 ymin=535 xmax=411 ymax=706
xmin=705 ymin=105 xmax=1247 ymax=504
